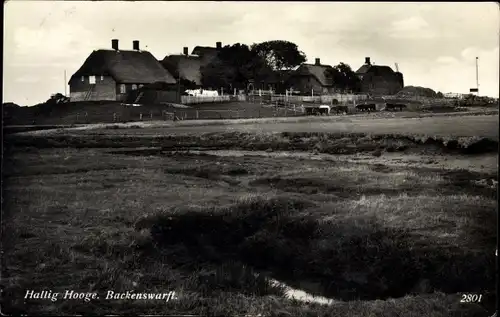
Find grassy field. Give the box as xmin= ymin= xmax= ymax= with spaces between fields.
xmin=4 ymin=99 xmax=498 ymax=127
xmin=3 ymin=101 xmax=301 ymax=126
xmin=2 ymin=118 xmax=498 ymax=316
xmin=7 ymin=113 xmax=499 ymax=142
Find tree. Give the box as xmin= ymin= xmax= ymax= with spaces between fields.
xmin=179 ymin=78 xmax=198 ymax=90
xmin=200 ymin=58 xmax=237 ymax=90
xmin=200 ymin=43 xmax=271 ymax=91
xmin=436 ymin=91 xmax=444 ymax=98
xmin=251 ymin=40 xmax=307 ymax=71
xmin=325 ymin=63 xmax=361 ymax=92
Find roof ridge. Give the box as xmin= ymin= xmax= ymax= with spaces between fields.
xmin=303 ymin=63 xmax=332 ymax=67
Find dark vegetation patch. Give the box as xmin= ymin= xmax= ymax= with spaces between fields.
xmin=5 ymin=132 xmax=498 ymax=156
xmin=248 ymin=170 xmax=497 ymax=199
xmin=369 ymin=164 xmax=396 ymax=173
xmin=145 ymin=196 xmax=496 ymax=304
xmin=439 ymin=169 xmax=498 ymax=199
xmin=249 ymin=177 xmax=358 ymax=196
xmin=164 ymin=163 xmax=250 ymax=184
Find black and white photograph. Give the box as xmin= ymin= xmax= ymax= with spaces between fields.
xmin=2 ymin=1 xmax=499 ymax=316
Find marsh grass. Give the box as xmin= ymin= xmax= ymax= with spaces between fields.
xmin=147 ymin=194 xmax=495 ymax=302
xmin=2 ymin=136 xmax=496 ymax=316
xmin=6 ymin=131 xmax=498 ymax=157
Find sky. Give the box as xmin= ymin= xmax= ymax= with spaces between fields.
xmin=3 ymin=1 xmax=499 ymax=106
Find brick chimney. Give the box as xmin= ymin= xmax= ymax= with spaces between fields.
xmin=365 ymin=57 xmax=371 ymax=65
xmin=112 ymin=39 xmax=119 ymax=50
xmin=133 ymin=40 xmax=140 ymax=51
xmin=315 ymin=58 xmax=320 ymax=65
xmin=183 ymin=47 xmax=188 ymax=55
xmin=216 ymin=41 xmax=222 ymax=50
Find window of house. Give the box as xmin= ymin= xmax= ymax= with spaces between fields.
xmin=81 ymin=76 xmax=85 ymax=82
xmin=139 ymin=84 xmax=144 ymax=88
xmin=120 ymin=84 xmax=126 ymax=94
xmin=89 ymin=76 xmax=96 ymax=84
xmin=132 ymin=84 xmax=137 ymax=90
xmin=101 ymin=75 xmax=104 ymax=81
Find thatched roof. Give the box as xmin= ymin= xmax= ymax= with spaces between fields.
xmin=289 ymin=63 xmax=334 ymax=86
xmin=162 ymin=55 xmax=202 ymax=85
xmin=69 ymin=49 xmax=177 ymax=84
xmin=356 ymin=64 xmax=395 ymax=76
xmin=191 ymin=46 xmax=217 ymax=56
xmin=191 ymin=46 xmax=219 ymax=66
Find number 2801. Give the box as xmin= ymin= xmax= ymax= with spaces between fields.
xmin=461 ymin=294 xmax=483 ymax=303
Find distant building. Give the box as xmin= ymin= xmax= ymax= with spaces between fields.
xmin=69 ymin=39 xmax=177 ymax=102
xmin=285 ymin=58 xmax=335 ymax=95
xmin=355 ymin=57 xmax=404 ymax=95
xmin=443 ymin=92 xmax=466 ymax=99
xmin=161 ymin=42 xmax=222 ymax=87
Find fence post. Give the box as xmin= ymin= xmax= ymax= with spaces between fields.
xmin=150 ymin=111 xmax=153 ymax=120
xmin=140 ymin=113 xmax=143 ymax=121
xmin=196 ymin=110 xmax=199 ymax=119
xmin=113 ymin=113 xmax=117 ymax=122
xmin=76 ymin=113 xmax=79 ymax=122
xmin=85 ymin=112 xmax=88 ymax=123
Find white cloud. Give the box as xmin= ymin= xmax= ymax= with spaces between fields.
xmin=392 ymin=16 xmax=429 ymax=32
xmin=3 ymin=2 xmax=499 ymax=104
xmin=12 ymin=24 xmax=93 ymax=59
xmin=389 ymin=16 xmax=436 ymax=39
xmin=436 ymin=56 xmax=459 ymax=64
xmin=15 ymin=75 xmax=40 ymax=83
xmin=407 ymin=46 xmax=499 ymax=97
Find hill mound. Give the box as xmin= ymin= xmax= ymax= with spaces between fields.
xmin=397 ymin=86 xmax=438 ymax=98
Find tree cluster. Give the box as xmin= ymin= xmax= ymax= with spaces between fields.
xmin=200 ymin=40 xmax=360 ymax=93
xmin=200 ymin=43 xmax=273 ymax=91
xmin=324 ymin=63 xmax=361 ymax=93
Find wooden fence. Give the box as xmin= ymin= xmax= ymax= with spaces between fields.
xmin=248 ymin=93 xmax=457 ymax=107
xmin=181 ymin=95 xmax=234 ymax=104
xmin=247 ymin=93 xmax=370 ymax=105
xmin=169 ymin=105 xmax=305 ymax=121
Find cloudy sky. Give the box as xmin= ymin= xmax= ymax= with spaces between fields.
xmin=3 ymin=1 xmax=499 ymax=105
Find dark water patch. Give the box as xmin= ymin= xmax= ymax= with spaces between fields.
xmin=369 ymin=164 xmax=396 ymax=173
xmin=463 ymin=138 xmax=498 ymax=154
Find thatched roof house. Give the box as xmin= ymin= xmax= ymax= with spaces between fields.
xmin=191 ymin=41 xmax=221 ymax=64
xmin=161 ymin=42 xmax=223 ymax=88
xmin=285 ymin=58 xmax=335 ymax=94
xmin=355 ymin=57 xmax=404 ymax=95
xmin=162 ymin=54 xmax=203 ymax=86
xmin=69 ymin=39 xmax=177 ymax=102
